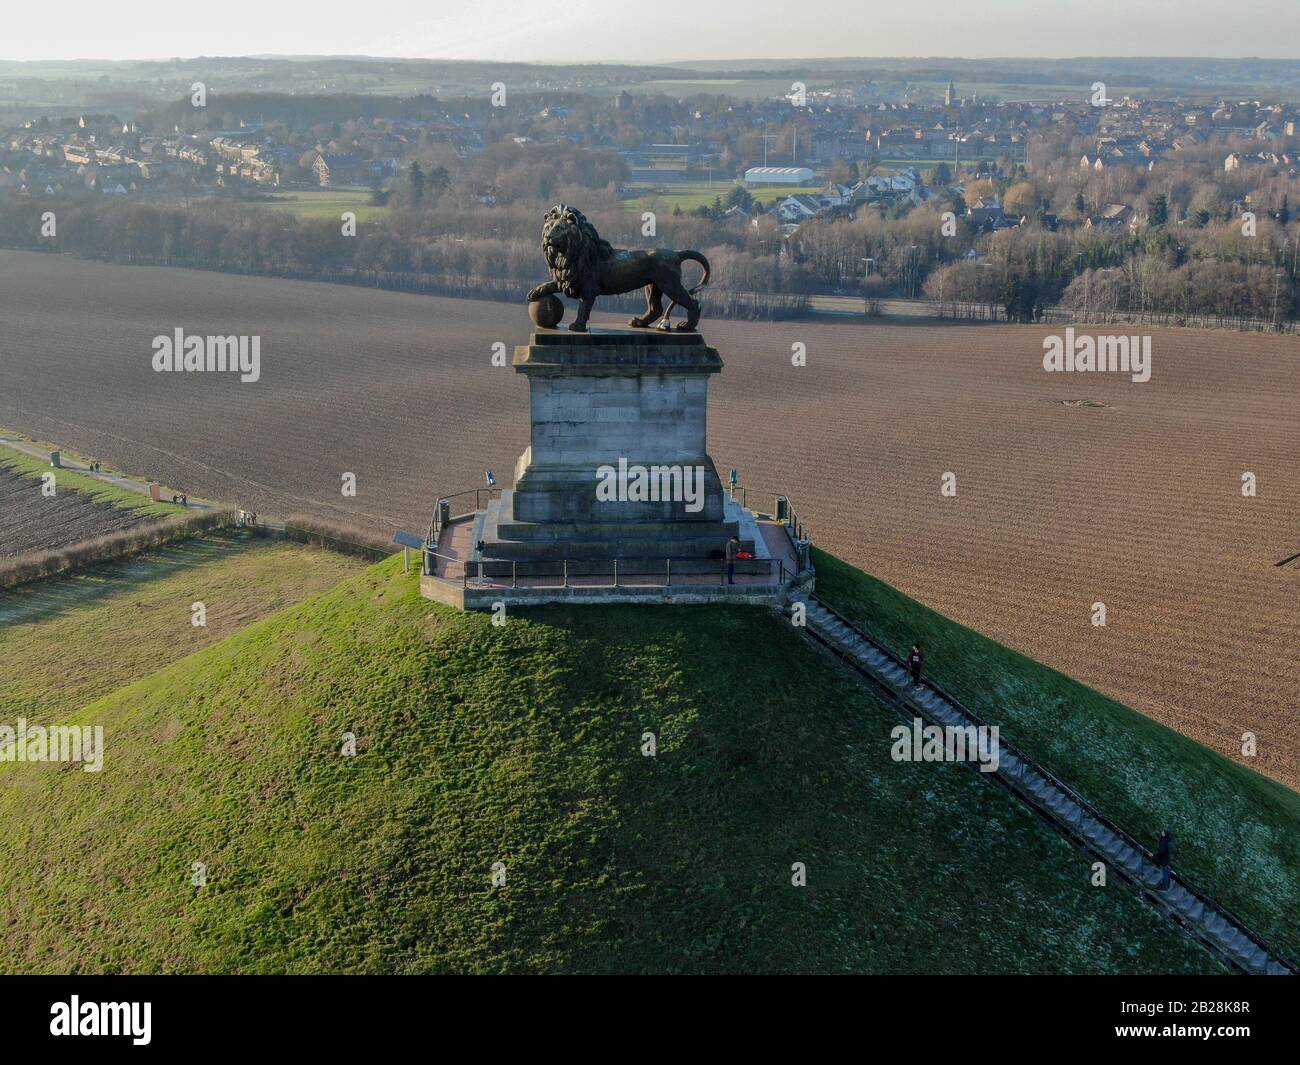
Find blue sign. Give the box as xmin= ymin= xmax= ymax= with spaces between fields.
xmin=393 ymin=530 xmax=424 ymax=549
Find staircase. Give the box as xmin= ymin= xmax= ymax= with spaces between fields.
xmin=796 ymin=595 xmax=1294 ymax=977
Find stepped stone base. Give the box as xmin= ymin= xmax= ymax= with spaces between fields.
xmin=475 ymin=327 xmax=744 ymax=563
xmin=478 ymin=490 xmax=749 ymax=562
xmin=424 ymin=510 xmax=811 ymax=611
xmin=511 ymin=454 xmax=729 ymax=525
xmin=424 ymin=327 xmax=813 ymax=609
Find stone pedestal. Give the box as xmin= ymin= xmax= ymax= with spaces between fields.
xmin=477 ymin=328 xmax=744 ymax=563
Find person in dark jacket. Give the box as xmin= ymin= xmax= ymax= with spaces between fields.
xmin=725 ymin=536 xmax=740 ymax=584
xmin=1155 ymin=829 xmax=1173 ymax=890
xmin=907 ymin=644 xmax=924 ymax=686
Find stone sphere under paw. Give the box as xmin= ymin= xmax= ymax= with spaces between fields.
xmin=528 ymin=295 xmax=564 ymax=329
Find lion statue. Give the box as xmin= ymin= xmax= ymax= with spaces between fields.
xmin=526 ymin=204 xmax=710 ymax=333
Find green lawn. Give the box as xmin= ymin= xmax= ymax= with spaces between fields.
xmin=812 ymin=548 xmax=1300 ymax=966
xmin=635 ymin=181 xmax=821 ymax=214
xmin=0 ymin=555 xmax=1224 ymax=973
xmin=253 ymin=186 xmax=387 ymax=224
xmin=0 ymin=530 xmax=367 ymax=724
xmin=0 ymin=442 xmax=182 ymax=519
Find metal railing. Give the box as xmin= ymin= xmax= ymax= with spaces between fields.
xmin=729 ymin=486 xmax=812 ymax=572
xmin=423 ymin=483 xmax=814 ymax=586
xmin=440 ymin=554 xmax=791 ymax=591
xmin=425 ymin=548 xmax=467 ymax=579
xmin=426 ymin=486 xmax=502 ymax=547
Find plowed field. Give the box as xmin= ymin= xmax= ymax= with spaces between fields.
xmin=0 ymin=462 xmax=149 ymax=557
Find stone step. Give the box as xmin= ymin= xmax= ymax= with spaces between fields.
xmin=473 ymin=555 xmax=772 ymax=578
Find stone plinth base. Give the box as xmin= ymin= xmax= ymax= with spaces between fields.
xmin=479 ymin=490 xmax=747 ymax=562
xmin=479 ymin=328 xmax=739 ymax=563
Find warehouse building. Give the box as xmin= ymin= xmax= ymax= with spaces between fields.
xmin=743 ymin=166 xmax=815 ymax=186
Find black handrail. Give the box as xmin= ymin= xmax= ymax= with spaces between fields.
xmin=456 ymin=554 xmax=792 ymax=590
xmin=426 ymin=486 xmax=502 ymax=545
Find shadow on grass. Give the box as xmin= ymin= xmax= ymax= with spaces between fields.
xmin=434 ymin=596 xmax=1221 ymax=973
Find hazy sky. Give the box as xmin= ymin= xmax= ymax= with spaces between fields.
xmin=3 ymin=0 xmax=1298 ymax=63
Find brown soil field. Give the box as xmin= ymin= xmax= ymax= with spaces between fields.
xmin=0 ymin=462 xmax=149 ymax=557
xmin=0 ymin=249 xmax=1296 ymax=789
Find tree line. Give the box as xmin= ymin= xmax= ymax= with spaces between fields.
xmin=2 ymin=138 xmax=1296 ymax=328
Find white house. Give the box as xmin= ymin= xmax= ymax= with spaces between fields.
xmin=820 ymin=181 xmax=858 ymax=207
xmin=865 ymin=168 xmax=921 ymax=194
xmin=775 ymin=194 xmax=822 ymax=222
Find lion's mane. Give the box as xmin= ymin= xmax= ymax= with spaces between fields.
xmin=540 ymin=204 xmax=615 ymax=299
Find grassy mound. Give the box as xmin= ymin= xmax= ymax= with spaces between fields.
xmin=813 ymin=548 xmax=1300 ymax=965
xmin=0 ymin=530 xmax=367 ymax=723
xmin=0 ymin=556 xmax=1222 ymax=973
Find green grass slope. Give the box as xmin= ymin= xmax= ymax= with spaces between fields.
xmin=0 ymin=530 xmax=367 ymax=724
xmin=0 ymin=557 xmax=1222 ymax=974
xmin=253 ymin=187 xmax=386 ymax=224
xmin=813 ymin=548 xmax=1300 ymax=966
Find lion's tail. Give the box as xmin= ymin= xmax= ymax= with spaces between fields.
xmin=680 ymin=251 xmax=711 ymax=295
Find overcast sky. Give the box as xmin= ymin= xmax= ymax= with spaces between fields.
xmin=3 ymin=0 xmax=1298 ymax=63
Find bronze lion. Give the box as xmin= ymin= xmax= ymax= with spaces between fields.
xmin=525 ymin=204 xmax=710 ymax=333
